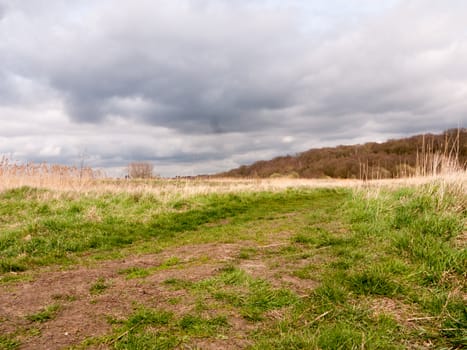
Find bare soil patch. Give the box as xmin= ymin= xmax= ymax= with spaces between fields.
xmin=0 ymin=243 xmax=243 ymax=349
xmin=0 ymin=240 xmax=304 ymax=349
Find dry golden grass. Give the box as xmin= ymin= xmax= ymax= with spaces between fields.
xmin=1 ymin=154 xmax=465 ymax=203
xmin=0 ymin=157 xmax=102 ymax=193
xmin=358 ymin=171 xmax=467 ymax=212
xmin=0 ymin=157 xmax=360 ymax=204
xmin=0 ymin=175 xmax=359 ymax=195
xmin=358 ymin=149 xmax=466 ymax=210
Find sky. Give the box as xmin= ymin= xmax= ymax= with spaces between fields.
xmin=1 ymin=0 xmax=466 ymax=177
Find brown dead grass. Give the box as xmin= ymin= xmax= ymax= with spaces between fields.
xmin=369 ymin=297 xmax=421 ymax=327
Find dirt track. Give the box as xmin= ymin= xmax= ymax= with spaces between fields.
xmin=1 ymin=240 xmax=313 ymax=349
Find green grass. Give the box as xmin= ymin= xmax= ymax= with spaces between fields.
xmin=86 ymin=307 xmax=230 ymax=349
xmin=89 ymin=277 xmax=110 ymax=295
xmin=118 ymin=257 xmax=181 ymax=279
xmin=0 ymin=272 xmax=33 ymax=284
xmin=237 ymin=247 xmax=257 ymax=259
xmin=108 ymin=308 xmax=177 ymax=349
xmin=25 ymin=304 xmax=61 ymax=323
xmin=246 ymin=184 xmax=465 ymax=348
xmin=166 ymin=265 xmax=300 ymax=322
xmin=0 ymin=187 xmax=344 ymax=273
xmin=1 ymin=184 xmax=465 ymax=349
xmin=0 ymin=335 xmax=20 ymax=350
xmin=178 ymin=314 xmax=229 ymax=336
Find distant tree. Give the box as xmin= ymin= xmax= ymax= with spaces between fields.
xmin=128 ymin=162 xmax=153 ymax=179
xmin=217 ymin=129 xmax=467 ymax=179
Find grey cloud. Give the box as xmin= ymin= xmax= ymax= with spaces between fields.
xmin=5 ymin=1 xmax=303 ymax=134
xmin=1 ymin=0 xmax=467 ymax=176
xmin=54 ymin=49 xmax=299 ymax=133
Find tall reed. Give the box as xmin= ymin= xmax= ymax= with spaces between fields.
xmin=0 ymin=156 xmax=103 ymax=192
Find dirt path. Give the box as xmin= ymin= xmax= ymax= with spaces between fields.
xmin=1 ymin=243 xmax=249 ymax=349
xmin=1 ymin=227 xmax=323 ymax=350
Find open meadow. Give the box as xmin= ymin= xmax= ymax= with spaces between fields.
xmin=2 ymin=1 xmax=467 ymax=348
xmin=0 ymin=169 xmax=466 ymax=349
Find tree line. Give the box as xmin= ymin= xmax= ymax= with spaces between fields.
xmin=218 ymin=129 xmax=467 ymax=179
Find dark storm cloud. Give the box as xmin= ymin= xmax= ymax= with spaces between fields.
xmin=48 ymin=15 xmax=301 ymax=134
xmin=0 ymin=0 xmax=303 ymax=134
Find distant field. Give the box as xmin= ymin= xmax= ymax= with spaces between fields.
xmin=0 ymin=175 xmax=465 ymax=349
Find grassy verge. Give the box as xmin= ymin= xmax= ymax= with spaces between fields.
xmin=0 ymin=187 xmax=344 ymax=273
xmin=248 ymin=183 xmax=466 ymax=349
xmin=1 ymin=181 xmax=465 ymax=349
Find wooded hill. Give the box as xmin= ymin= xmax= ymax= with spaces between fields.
xmin=218 ymin=129 xmax=467 ymax=179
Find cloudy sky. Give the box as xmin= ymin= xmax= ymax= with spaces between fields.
xmin=1 ymin=0 xmax=466 ymax=176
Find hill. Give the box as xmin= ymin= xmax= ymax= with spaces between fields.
xmin=218 ymin=129 xmax=467 ymax=179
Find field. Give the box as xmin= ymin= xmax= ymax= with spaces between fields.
xmin=0 ymin=175 xmax=466 ymax=349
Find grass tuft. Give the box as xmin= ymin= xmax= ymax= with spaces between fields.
xmin=89 ymin=277 xmax=110 ymax=295
xmin=26 ymin=304 xmax=61 ymax=323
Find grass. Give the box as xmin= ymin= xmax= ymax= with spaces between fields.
xmin=89 ymin=277 xmax=110 ymax=295
xmin=118 ymin=257 xmax=181 ymax=279
xmin=25 ymin=304 xmax=61 ymax=323
xmin=187 ymin=265 xmax=301 ymax=322
xmin=244 ymin=181 xmax=465 ymax=348
xmin=0 ymin=187 xmax=345 ymax=273
xmin=0 ymin=334 xmax=20 ymax=350
xmin=84 ymin=307 xmax=230 ymax=349
xmin=1 ymin=176 xmax=466 ymax=349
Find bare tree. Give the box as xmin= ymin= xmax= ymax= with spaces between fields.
xmin=128 ymin=162 xmax=153 ymax=179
